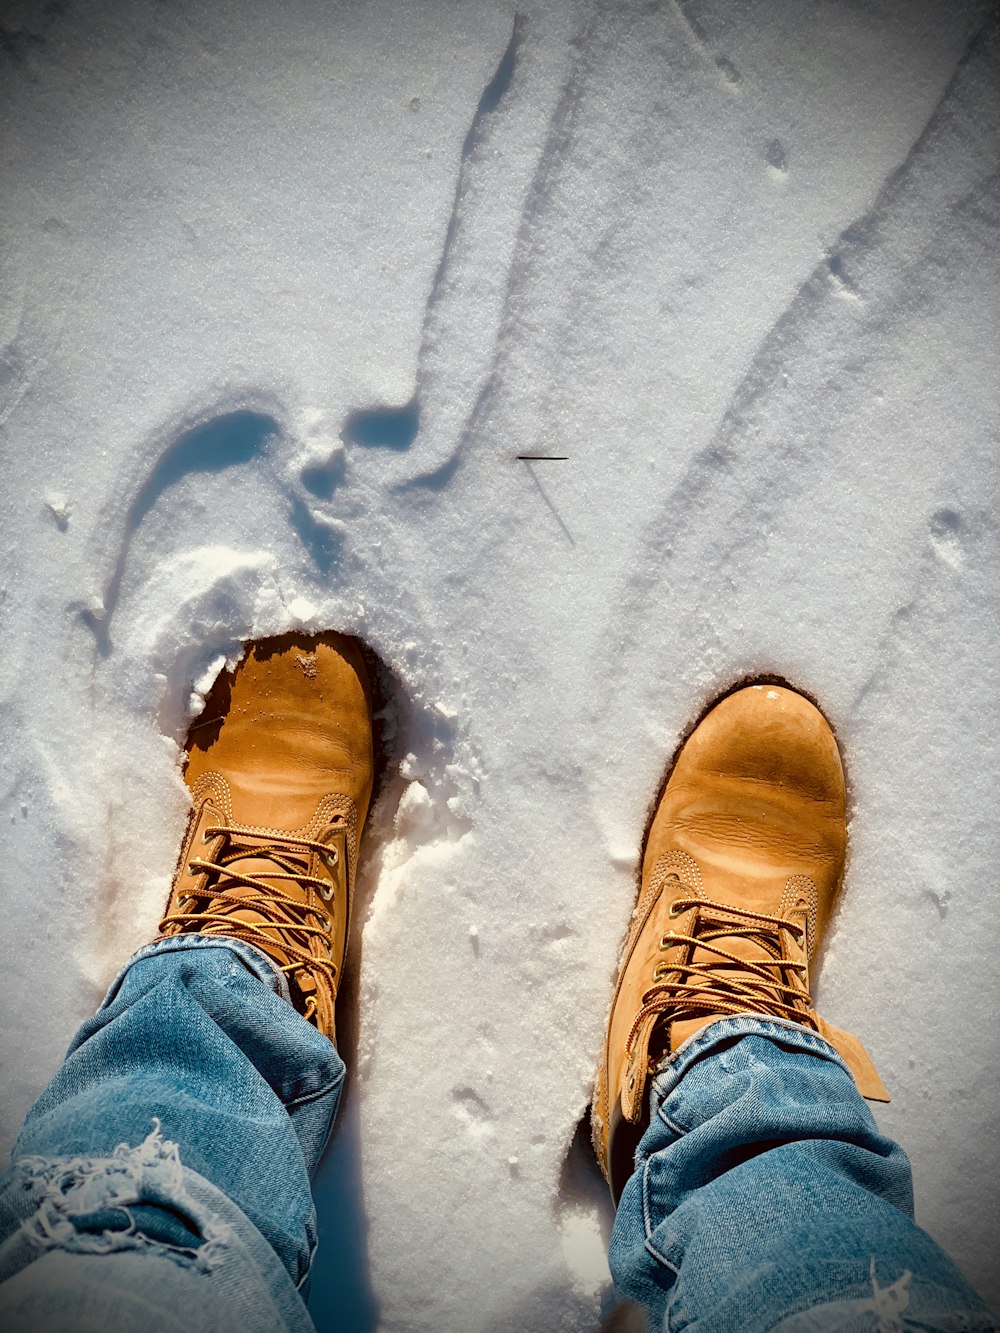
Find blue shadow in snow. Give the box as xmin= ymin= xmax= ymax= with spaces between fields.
xmin=129 ymin=410 xmax=276 ymax=534
xmin=307 ymin=1091 xmax=379 ymax=1332
xmin=85 ymin=410 xmax=279 ymax=654
xmin=341 ymin=401 xmax=419 ymax=451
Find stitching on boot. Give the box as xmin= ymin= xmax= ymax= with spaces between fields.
xmin=780 ymin=874 xmax=819 ymax=960
xmin=191 ymin=774 xmax=359 ymax=881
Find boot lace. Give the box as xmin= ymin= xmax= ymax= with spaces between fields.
xmin=626 ymin=888 xmax=817 ymax=1060
xmin=159 ymin=820 xmax=348 ymax=1022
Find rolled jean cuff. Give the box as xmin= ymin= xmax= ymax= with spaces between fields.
xmin=649 ymin=1014 xmax=851 ymax=1106
xmin=100 ymin=935 xmax=294 ymax=1012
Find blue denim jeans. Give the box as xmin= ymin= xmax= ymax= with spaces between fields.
xmin=0 ymin=936 xmax=343 ymax=1332
xmin=610 ymin=1016 xmax=994 ymax=1331
xmin=0 ymin=939 xmax=993 ymax=1331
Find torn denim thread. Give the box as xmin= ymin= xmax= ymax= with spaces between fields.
xmin=866 ymin=1260 xmax=913 ymax=1332
xmin=16 ymin=1119 xmax=228 ymax=1271
xmin=773 ymin=1261 xmax=915 ymax=1332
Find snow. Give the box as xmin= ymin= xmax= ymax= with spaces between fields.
xmin=2 ymin=0 xmax=998 ymax=1328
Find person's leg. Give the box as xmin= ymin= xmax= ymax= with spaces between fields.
xmin=609 ymin=1017 xmax=993 ymax=1331
xmin=593 ymin=683 xmax=994 ymax=1331
xmin=0 ymin=633 xmax=373 ymax=1332
xmin=0 ymin=938 xmax=342 ymax=1333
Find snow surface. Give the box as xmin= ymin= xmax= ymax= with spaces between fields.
xmin=2 ymin=0 xmax=998 ymax=1328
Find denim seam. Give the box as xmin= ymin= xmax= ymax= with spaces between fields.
xmin=656 ymin=1107 xmax=689 ymax=1137
xmin=643 ymin=1189 xmax=685 ymax=1280
xmin=100 ymin=936 xmax=293 ymax=1012
xmin=295 ymin=1208 xmax=320 ymax=1291
xmin=641 ymin=1149 xmax=683 ymax=1285
xmin=641 ymin=1150 xmax=654 ymax=1239
xmin=642 ymin=1230 xmax=680 ymax=1278
xmin=669 ymin=1016 xmax=845 ymax=1070
xmin=651 ymin=1016 xmax=852 ymax=1101
xmin=284 ymin=1075 xmax=344 ymax=1113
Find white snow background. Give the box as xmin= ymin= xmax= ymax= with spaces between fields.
xmin=1 ymin=0 xmax=998 ymax=1328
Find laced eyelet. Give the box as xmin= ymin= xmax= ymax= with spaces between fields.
xmin=659 ymin=933 xmax=673 ymax=950
xmin=668 ymin=899 xmax=685 ymax=917
xmin=318 ymin=846 xmax=339 ymax=901
xmin=318 ymin=881 xmax=335 ymax=902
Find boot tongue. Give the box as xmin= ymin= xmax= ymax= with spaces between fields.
xmin=201 ymin=716 xmax=358 ymax=831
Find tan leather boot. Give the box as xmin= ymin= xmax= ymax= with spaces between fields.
xmin=592 ymin=682 xmax=888 ymax=1196
xmin=158 ymin=632 xmax=373 ymax=1044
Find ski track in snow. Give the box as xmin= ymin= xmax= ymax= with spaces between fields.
xmin=1 ymin=1 xmax=998 ymax=1329
xmin=606 ymin=9 xmax=999 ymax=700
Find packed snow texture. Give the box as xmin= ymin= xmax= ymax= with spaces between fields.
xmin=2 ymin=0 xmax=998 ymax=1328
